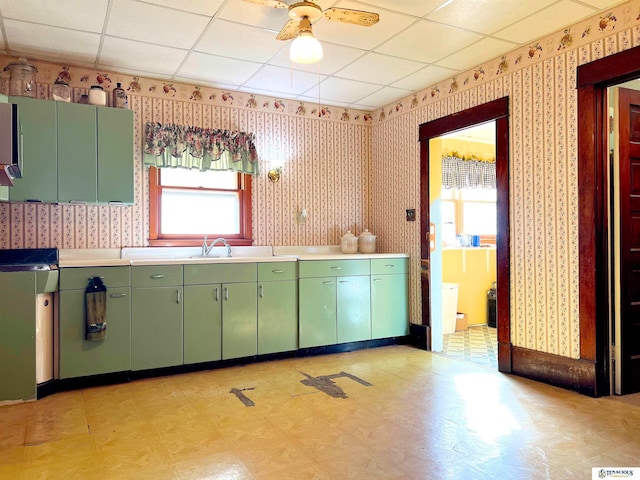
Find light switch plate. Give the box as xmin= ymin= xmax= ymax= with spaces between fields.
xmin=406 ymin=209 xmax=416 ymax=221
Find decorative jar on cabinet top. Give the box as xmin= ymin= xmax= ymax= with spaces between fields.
xmin=358 ymin=229 xmax=377 ymax=253
xmin=88 ymin=85 xmax=106 ymax=106
xmin=340 ymin=230 xmax=358 ymax=254
xmin=4 ymin=58 xmax=37 ymax=98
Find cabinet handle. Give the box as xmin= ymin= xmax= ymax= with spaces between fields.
xmin=259 ymin=285 xmax=264 ymax=298
xmin=330 ymin=266 xmax=342 ymax=270
xmin=150 ymin=274 xmax=166 ymax=279
xmin=323 ymin=281 xmax=334 ymax=285
xmin=272 ymin=269 xmax=284 ymax=273
xmin=224 ymin=286 xmax=229 ymax=301
xmin=339 ymin=280 xmax=349 ymax=284
xmin=176 ymin=289 xmax=180 ymax=304
xmin=108 ymin=201 xmax=124 ymax=205
xmin=373 ymin=278 xmax=383 ymax=282
xmin=69 ymin=200 xmax=87 ymax=205
xmin=110 ymin=293 xmax=127 ymax=298
xmin=385 ymin=264 xmax=395 ymax=268
xmin=215 ymin=287 xmax=219 ymax=302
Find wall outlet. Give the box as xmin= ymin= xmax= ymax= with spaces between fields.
xmin=406 ymin=209 xmax=416 ymax=221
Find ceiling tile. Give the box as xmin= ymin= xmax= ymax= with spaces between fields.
xmin=335 ymin=52 xmax=425 ymax=85
xmin=352 ymin=86 xmax=414 ymax=109
xmin=100 ymin=36 xmax=187 ymax=75
xmin=243 ymin=65 xmax=324 ymax=96
xmin=268 ymin=42 xmax=366 ymax=75
xmin=375 ymin=19 xmax=482 ymax=63
xmin=391 ymin=64 xmax=459 ymax=91
xmin=141 ymin=0 xmax=225 ymax=16
xmin=425 ymin=0 xmax=557 ymax=35
xmin=494 ymin=0 xmax=597 ymax=44
xmin=0 ymin=0 xmax=108 ymax=32
xmin=312 ymin=0 xmax=416 ymax=50
xmin=346 ymin=0 xmax=448 ymax=17
xmin=178 ymin=52 xmax=263 ymax=86
xmin=435 ymin=37 xmax=518 ymax=71
xmin=106 ymin=0 xmax=210 ymax=49
xmin=580 ymin=0 xmax=627 ymax=7
xmin=3 ymin=20 xmax=100 ymax=64
xmin=305 ymin=76 xmax=381 ymax=104
xmin=296 ymin=95 xmax=352 ymax=108
xmin=238 ymin=86 xmax=301 ymax=101
xmin=196 ymin=20 xmax=287 ymax=63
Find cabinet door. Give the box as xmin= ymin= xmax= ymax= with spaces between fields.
xmin=337 ymin=275 xmax=371 ymax=343
xmin=184 ymin=284 xmax=222 ymax=364
xmin=258 ymin=280 xmax=297 ymax=355
xmin=58 ymin=287 xmax=131 ymax=379
xmin=131 ymin=286 xmax=183 ymax=371
xmin=371 ymin=273 xmax=409 ymax=338
xmin=57 ymin=102 xmax=97 ymax=203
xmin=222 ymin=282 xmax=257 ymax=360
xmin=299 ymin=277 xmax=336 ymax=348
xmin=0 ymin=272 xmax=36 ymax=401
xmin=97 ymin=107 xmax=134 ymax=204
xmin=8 ymin=97 xmax=57 ymax=202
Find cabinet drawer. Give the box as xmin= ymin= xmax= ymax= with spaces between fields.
xmin=371 ymin=258 xmax=408 ymax=275
xmin=184 ymin=263 xmax=256 ymax=285
xmin=299 ymin=259 xmax=370 ymax=278
xmin=258 ymin=262 xmax=297 ymax=282
xmin=132 ymin=265 xmax=183 ymax=287
xmin=60 ymin=266 xmax=130 ymax=290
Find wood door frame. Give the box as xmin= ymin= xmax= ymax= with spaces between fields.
xmin=418 ymin=97 xmax=511 ymax=372
xmin=577 ymin=45 xmax=640 ymax=396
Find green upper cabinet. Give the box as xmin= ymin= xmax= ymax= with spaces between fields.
xmin=0 ymin=99 xmax=133 ymax=205
xmin=4 ymin=97 xmax=58 ymax=203
xmin=57 ymin=102 xmax=97 ymax=203
xmin=97 ymin=106 xmax=134 ymax=204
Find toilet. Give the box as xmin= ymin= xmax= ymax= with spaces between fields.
xmin=441 ymin=282 xmax=459 ymax=335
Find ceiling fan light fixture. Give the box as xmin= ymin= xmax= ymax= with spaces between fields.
xmin=289 ymin=16 xmax=322 ymax=64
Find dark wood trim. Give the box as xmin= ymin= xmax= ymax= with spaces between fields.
xmin=576 ymin=44 xmax=640 ymax=397
xmin=498 ymin=342 xmax=512 ymax=372
xmin=511 ymin=346 xmax=598 ymax=397
xmin=577 ymin=46 xmax=640 ymax=88
xmin=419 ymin=97 xmax=511 ymax=370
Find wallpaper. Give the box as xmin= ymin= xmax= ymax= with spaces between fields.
xmin=370 ymin=0 xmax=640 ymax=359
xmin=0 ymin=58 xmax=371 ymax=250
xmin=2 ymin=0 xmax=640 ymax=360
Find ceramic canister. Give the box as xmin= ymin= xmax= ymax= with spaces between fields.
xmin=88 ymin=85 xmax=106 ymax=106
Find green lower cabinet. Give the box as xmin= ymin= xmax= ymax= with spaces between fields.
xmin=183 ymin=284 xmax=222 ymax=364
xmin=299 ymin=277 xmax=337 ymax=348
xmin=222 ymin=282 xmax=257 ymax=360
xmin=337 ymin=275 xmax=371 ymax=343
xmin=0 ymin=272 xmax=36 ymax=401
xmin=258 ymin=280 xmax=298 ymax=354
xmin=371 ymin=273 xmax=409 ymax=338
xmin=58 ymin=287 xmax=131 ymax=379
xmin=131 ymin=286 xmax=183 ymax=371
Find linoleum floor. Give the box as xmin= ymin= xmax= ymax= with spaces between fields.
xmin=1 ymin=345 xmax=639 ymax=479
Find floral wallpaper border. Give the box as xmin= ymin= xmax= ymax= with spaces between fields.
xmin=373 ymin=1 xmax=637 ymax=122
xmin=0 ymin=59 xmax=372 ymax=126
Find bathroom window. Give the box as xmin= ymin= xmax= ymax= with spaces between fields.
xmin=148 ymin=167 xmax=252 ymax=246
xmin=441 ymin=188 xmax=496 ymax=246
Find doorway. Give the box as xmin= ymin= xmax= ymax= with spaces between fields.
xmin=577 ymin=45 xmax=640 ymax=396
xmin=430 ymin=122 xmax=498 ymax=369
xmin=419 ymin=97 xmax=511 ymax=373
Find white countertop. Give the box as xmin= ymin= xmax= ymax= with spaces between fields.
xmin=58 ymin=246 xmax=408 ymax=267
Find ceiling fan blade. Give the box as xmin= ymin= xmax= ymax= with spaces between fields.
xmin=323 ymin=8 xmax=380 ymax=26
xmin=276 ymin=19 xmax=299 ymax=40
xmin=243 ymin=0 xmax=288 ymax=8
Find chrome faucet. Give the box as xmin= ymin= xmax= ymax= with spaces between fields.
xmin=202 ymin=236 xmax=231 ymax=257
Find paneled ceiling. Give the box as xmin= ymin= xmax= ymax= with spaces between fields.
xmin=0 ymin=0 xmax=627 ymax=110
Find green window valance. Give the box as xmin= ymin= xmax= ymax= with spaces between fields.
xmin=143 ymin=122 xmax=259 ymax=175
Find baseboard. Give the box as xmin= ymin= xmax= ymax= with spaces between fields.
xmin=409 ymin=324 xmax=429 ymax=350
xmin=510 ymin=345 xmax=600 ymax=397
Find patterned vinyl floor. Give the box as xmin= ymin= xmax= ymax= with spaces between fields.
xmin=442 ymin=325 xmax=498 ymax=369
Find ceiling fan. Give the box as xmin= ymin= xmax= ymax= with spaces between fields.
xmin=243 ymin=0 xmax=380 ymax=64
